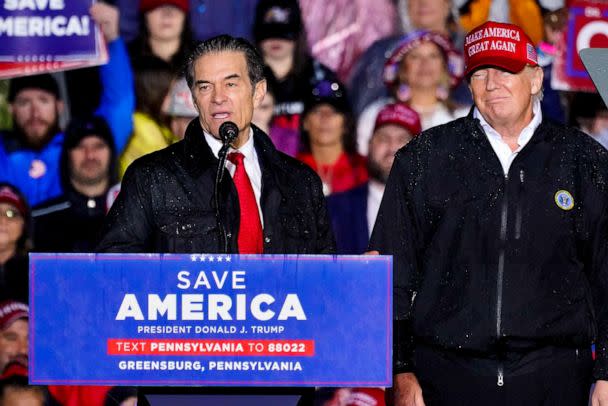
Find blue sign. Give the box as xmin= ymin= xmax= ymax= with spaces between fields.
xmin=29 ymin=254 xmax=392 ymax=387
xmin=0 ymin=0 xmax=99 ymax=62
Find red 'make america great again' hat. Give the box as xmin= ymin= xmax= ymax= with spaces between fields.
xmin=464 ymin=21 xmax=538 ymax=77
xmin=374 ymin=103 xmax=422 ymax=136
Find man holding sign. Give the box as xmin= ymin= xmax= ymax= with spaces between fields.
xmin=371 ymin=21 xmax=608 ymax=405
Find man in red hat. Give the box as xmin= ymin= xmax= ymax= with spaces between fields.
xmin=370 ymin=20 xmax=608 ymax=405
xmin=328 ymin=103 xmax=421 ymax=255
xmin=0 ymin=301 xmax=28 ymax=372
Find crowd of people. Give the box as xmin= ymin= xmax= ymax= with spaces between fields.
xmin=0 ymin=0 xmax=607 ymax=405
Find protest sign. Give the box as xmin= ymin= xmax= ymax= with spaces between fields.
xmin=552 ymin=1 xmax=608 ymax=92
xmin=0 ymin=0 xmax=106 ymax=79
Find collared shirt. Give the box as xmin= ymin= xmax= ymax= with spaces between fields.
xmin=474 ymin=99 xmax=542 ymax=175
xmin=367 ymin=180 xmax=385 ymax=237
xmin=204 ymin=128 xmax=264 ymax=226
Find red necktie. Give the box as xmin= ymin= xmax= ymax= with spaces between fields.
xmin=227 ymin=152 xmax=264 ymax=254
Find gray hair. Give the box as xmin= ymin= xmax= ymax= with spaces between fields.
xmin=532 ymin=88 xmax=544 ymax=104
xmin=184 ymin=35 xmax=265 ymax=90
xmin=526 ymin=65 xmax=544 ymax=104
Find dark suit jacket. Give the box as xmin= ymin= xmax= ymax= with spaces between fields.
xmin=326 ymin=183 xmax=369 ymax=255
xmin=97 ymin=120 xmax=335 ymax=255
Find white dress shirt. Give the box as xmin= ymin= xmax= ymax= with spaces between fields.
xmin=474 ymin=99 xmax=542 ymax=176
xmin=204 ymin=128 xmax=264 ymax=226
xmin=367 ymin=180 xmax=385 ymax=237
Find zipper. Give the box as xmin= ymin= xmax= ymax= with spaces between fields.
xmin=496 ymin=175 xmax=509 ymax=387
xmin=497 ymin=364 xmax=504 ymax=386
xmin=514 ymin=169 xmax=524 ymax=240
xmin=496 ymin=174 xmax=509 ymax=337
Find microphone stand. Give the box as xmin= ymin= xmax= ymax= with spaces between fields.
xmin=215 ymin=143 xmax=231 ymax=253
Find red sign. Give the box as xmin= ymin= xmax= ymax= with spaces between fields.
xmin=552 ymin=1 xmax=608 ymax=92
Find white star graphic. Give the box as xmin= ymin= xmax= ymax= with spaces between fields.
xmin=209 ymin=256 xmax=215 ymax=262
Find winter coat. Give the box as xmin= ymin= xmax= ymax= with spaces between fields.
xmin=369 ymin=113 xmax=608 ymax=380
xmin=32 ymin=189 xmax=109 ymax=253
xmin=97 ymin=120 xmax=336 ymax=255
xmin=0 ymin=254 xmax=28 ymax=304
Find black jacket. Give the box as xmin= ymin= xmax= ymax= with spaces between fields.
xmin=32 ymin=187 xmax=108 ymax=253
xmin=369 ymin=114 xmax=608 ymax=380
xmin=0 ymin=254 xmax=28 ymax=304
xmin=32 ymin=115 xmax=117 ymax=253
xmin=97 ymin=120 xmax=335 ymax=255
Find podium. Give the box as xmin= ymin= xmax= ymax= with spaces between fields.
xmin=29 ymin=253 xmax=392 ymax=402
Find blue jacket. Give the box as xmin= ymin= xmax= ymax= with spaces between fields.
xmin=326 ymin=183 xmax=370 ymax=255
xmin=0 ymin=38 xmax=134 ymax=206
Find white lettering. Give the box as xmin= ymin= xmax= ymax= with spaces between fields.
xmin=182 ymin=294 xmax=204 ymax=320
xmin=116 ymin=293 xmax=306 ymax=321
xmin=278 ymin=294 xmax=306 ymax=320
xmin=3 ymin=0 xmax=64 ymax=10
xmin=148 ymin=294 xmax=177 ymax=320
xmin=116 ymin=294 xmax=144 ymax=320
xmin=3 ymin=0 xmax=18 ymax=11
xmin=236 ymin=294 xmax=246 ymax=320
xmin=208 ymin=294 xmax=232 ymax=320
xmin=176 ymin=271 xmax=191 ymax=289
xmin=251 ymin=294 xmax=275 ymax=321
xmin=232 ymin=271 xmax=246 ymax=289
xmin=0 ymin=15 xmax=88 ymax=37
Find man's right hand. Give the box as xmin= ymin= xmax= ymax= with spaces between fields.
xmin=90 ymin=2 xmax=120 ymax=43
xmin=394 ymin=372 xmax=425 ymax=406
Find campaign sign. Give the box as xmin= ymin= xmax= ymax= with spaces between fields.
xmin=29 ymin=254 xmax=392 ymax=387
xmin=0 ymin=0 xmax=100 ymax=62
xmin=552 ymin=1 xmax=608 ymax=92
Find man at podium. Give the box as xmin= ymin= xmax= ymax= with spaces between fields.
xmin=97 ymin=35 xmax=335 ymax=404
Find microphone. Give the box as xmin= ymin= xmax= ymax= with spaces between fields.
xmin=219 ymin=121 xmax=238 ymax=145
xmin=215 ymin=121 xmax=239 ymax=253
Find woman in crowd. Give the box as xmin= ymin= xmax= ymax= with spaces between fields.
xmin=356 ymin=30 xmax=468 ymax=155
xmin=253 ymin=0 xmax=339 ymax=156
xmin=297 ymin=80 xmax=367 ymax=196
xmin=0 ymin=183 xmax=29 ymax=304
xmin=119 ymin=56 xmax=178 ymax=178
xmin=349 ymin=0 xmax=468 ymax=116
xmin=128 ymin=0 xmax=193 ymax=71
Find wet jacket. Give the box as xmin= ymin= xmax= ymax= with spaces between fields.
xmin=32 ymin=188 xmax=109 ymax=253
xmin=97 ymin=120 xmax=335 ymax=255
xmin=369 ymin=114 xmax=608 ymax=380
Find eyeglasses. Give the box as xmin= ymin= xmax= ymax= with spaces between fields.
xmin=0 ymin=209 xmax=22 ymax=220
